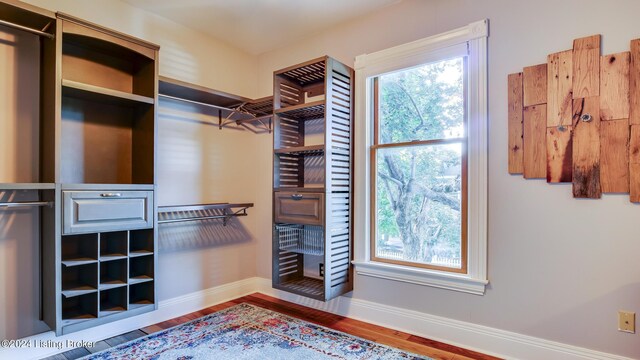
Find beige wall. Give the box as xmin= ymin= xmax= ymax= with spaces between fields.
xmin=255 ymin=0 xmax=640 ymax=358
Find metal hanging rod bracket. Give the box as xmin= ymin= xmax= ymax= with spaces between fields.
xmin=235 ymin=115 xmax=273 ymax=134
xmin=0 ymin=19 xmax=54 ymax=39
xmin=158 ymin=93 xmax=272 ymax=133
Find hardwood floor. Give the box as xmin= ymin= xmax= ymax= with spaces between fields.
xmin=44 ymin=293 xmax=501 ymax=360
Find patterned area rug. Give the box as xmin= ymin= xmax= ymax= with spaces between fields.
xmin=81 ymin=303 xmax=431 ymax=359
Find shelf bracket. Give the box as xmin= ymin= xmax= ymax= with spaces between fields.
xmin=222 ymin=206 xmax=249 ymax=226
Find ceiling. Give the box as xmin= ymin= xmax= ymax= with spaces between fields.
xmin=123 ymin=0 xmax=401 ymax=55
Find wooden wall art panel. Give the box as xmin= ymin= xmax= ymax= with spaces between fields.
xmin=600 ymin=119 xmax=629 ymax=193
xmin=547 ymin=50 xmax=573 ymax=127
xmin=523 ymin=104 xmax=547 ymax=179
xmin=508 ymin=72 xmax=524 ymax=174
xmin=572 ymin=97 xmax=601 ymax=198
xmin=573 ymin=35 xmax=600 ymax=99
xmin=546 ymin=126 xmax=572 ymax=183
xmin=508 ymin=34 xmax=640 ymax=202
xmin=523 ymin=64 xmax=547 ymax=107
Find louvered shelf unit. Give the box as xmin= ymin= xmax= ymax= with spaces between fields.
xmin=272 ymin=56 xmax=354 ymax=301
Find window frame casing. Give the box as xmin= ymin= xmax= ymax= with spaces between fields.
xmin=353 ymin=19 xmax=488 ymax=295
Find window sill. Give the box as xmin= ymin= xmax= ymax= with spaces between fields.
xmin=352 ymin=260 xmax=488 ymax=295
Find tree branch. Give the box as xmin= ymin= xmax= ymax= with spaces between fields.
xmin=383 ymin=153 xmax=404 ymax=184
xmin=415 ymin=183 xmax=461 ymax=211
xmin=394 ymin=82 xmax=427 ymax=134
xmin=380 ymin=176 xmax=398 ymax=210
xmin=378 ymin=171 xmax=403 ymax=188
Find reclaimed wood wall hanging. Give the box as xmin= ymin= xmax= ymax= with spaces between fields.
xmin=508 ymin=34 xmax=640 ymax=202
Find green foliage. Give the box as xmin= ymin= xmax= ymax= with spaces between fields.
xmin=375 ymin=57 xmax=465 ymax=264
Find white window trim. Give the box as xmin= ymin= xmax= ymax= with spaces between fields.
xmin=352 ymin=19 xmax=489 ymax=295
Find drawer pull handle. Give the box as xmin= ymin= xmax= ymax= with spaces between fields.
xmin=100 ymin=193 xmax=122 ymax=198
xmin=291 ymin=194 xmax=304 ymax=200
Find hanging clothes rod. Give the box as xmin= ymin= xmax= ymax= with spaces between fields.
xmin=0 ymin=201 xmax=52 ymax=208
xmin=0 ymin=19 xmax=54 ymax=39
xmin=158 ymin=213 xmax=247 ymax=225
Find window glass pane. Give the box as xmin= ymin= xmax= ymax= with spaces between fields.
xmin=378 ymin=57 xmax=465 ymax=144
xmin=375 ymin=143 xmax=462 ymax=268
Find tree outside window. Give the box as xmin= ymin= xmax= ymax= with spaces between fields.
xmin=372 ymin=57 xmax=467 ymax=273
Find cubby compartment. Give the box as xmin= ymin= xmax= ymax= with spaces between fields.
xmin=273 ymin=114 xmax=325 ymax=190
xmin=129 ymin=256 xmax=154 ymax=284
xmin=100 ymin=231 xmax=128 ymax=261
xmin=61 ymin=31 xmax=156 ymax=99
xmin=60 ymin=97 xmax=155 ymax=184
xmin=62 ymin=263 xmax=97 ymax=297
xmin=100 ymin=287 xmax=127 ymax=316
xmin=62 ymin=292 xmax=97 ymax=325
xmin=58 ymin=15 xmax=157 ymax=186
xmin=61 ymin=234 xmax=98 ymax=266
xmin=100 ymin=259 xmax=127 ymax=290
xmin=129 ymin=281 xmax=154 ymax=310
xmin=129 ymin=229 xmax=154 ymax=257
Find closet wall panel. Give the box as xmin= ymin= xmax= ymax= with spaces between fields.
xmin=0 ymin=27 xmax=48 ymax=339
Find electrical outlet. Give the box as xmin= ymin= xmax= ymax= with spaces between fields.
xmin=618 ymin=311 xmax=635 ymax=333
xmin=319 ymin=263 xmax=324 ymax=277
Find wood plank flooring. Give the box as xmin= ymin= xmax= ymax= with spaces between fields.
xmin=44 ymin=293 xmax=501 ymax=360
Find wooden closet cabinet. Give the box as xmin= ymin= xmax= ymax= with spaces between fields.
xmin=272 ymin=56 xmax=354 ymax=301
xmin=40 ymin=13 xmax=160 ymax=335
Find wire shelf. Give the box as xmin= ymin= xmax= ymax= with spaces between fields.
xmin=158 ymin=203 xmax=253 ymax=226
xmin=276 ymin=224 xmax=324 ymax=256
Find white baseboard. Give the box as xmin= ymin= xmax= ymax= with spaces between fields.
xmin=254 ymin=278 xmax=633 ymax=360
xmin=3 ymin=277 xmax=632 ymax=360
xmin=1 ymin=277 xmax=259 ymax=360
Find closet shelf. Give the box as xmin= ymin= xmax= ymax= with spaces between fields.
xmin=99 ymin=306 xmax=126 ymax=317
xmin=0 ymin=183 xmax=55 ymax=190
xmin=61 ymin=313 xmax=96 ymax=326
xmin=158 ymin=202 xmax=253 ymax=226
xmin=128 ymin=301 xmax=153 ymax=311
xmin=274 ymin=145 xmax=325 ymax=156
xmin=275 ymin=100 xmax=325 ymax=121
xmin=62 ymin=258 xmax=98 ymax=267
xmin=276 ymin=56 xmax=327 ymax=86
xmin=0 ymin=1 xmax=56 ymax=39
xmin=274 ymin=187 xmax=325 ymax=193
xmin=129 ymin=275 xmax=153 ymax=285
xmin=100 ymin=254 xmax=128 ymax=262
xmin=99 ymin=281 xmax=127 ymax=290
xmin=159 ymin=77 xmax=273 ymax=133
xmin=129 ymin=250 xmax=153 ymax=258
xmin=274 ymin=277 xmax=325 ymax=300
xmin=61 ymin=285 xmax=97 ymax=298
xmin=62 ymin=79 xmax=154 ymax=106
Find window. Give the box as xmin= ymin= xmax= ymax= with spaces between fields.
xmin=353 ymin=20 xmax=488 ymax=294
xmin=372 ymin=57 xmax=467 ymax=273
